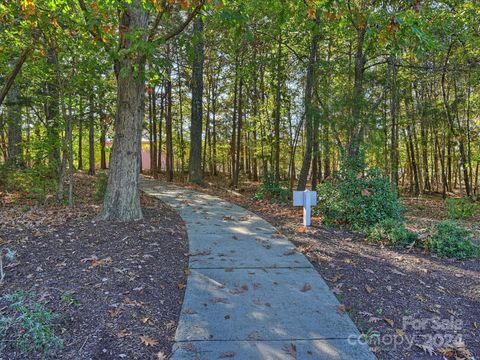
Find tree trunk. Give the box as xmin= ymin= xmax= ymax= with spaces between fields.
xmin=88 ymin=94 xmax=96 ymax=175
xmin=6 ymin=72 xmax=23 ymax=167
xmin=78 ymin=97 xmax=84 ymax=170
xmin=45 ymin=47 xmax=61 ymax=174
xmin=297 ymin=27 xmax=320 ymax=191
xmin=188 ymin=17 xmax=204 ymax=184
xmin=274 ymin=34 xmax=282 ymax=183
xmin=166 ymin=56 xmax=174 ymax=182
xmin=99 ymin=1 xmax=148 ymax=220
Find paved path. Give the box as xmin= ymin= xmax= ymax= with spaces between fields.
xmin=141 ymin=179 xmax=375 ymax=360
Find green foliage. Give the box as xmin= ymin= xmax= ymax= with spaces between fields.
xmin=94 ymin=173 xmax=109 ymax=202
xmin=0 ymin=165 xmax=57 ymax=204
xmin=253 ymin=172 xmax=290 ymax=203
xmin=60 ymin=292 xmax=80 ymax=308
xmin=315 ymin=160 xmax=404 ymax=229
xmin=366 ymin=219 xmax=417 ymax=248
xmin=445 ymin=198 xmax=478 ymax=220
xmin=0 ymin=291 xmax=63 ymax=356
xmin=426 ymin=221 xmax=479 ymax=260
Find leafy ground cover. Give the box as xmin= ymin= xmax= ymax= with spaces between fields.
xmin=180 ymin=176 xmax=479 ymax=360
xmin=0 ymin=174 xmax=188 ymax=359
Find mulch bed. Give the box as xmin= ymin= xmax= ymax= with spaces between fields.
xmin=181 ymin=180 xmax=479 ymax=360
xmin=0 ymin=174 xmax=188 ymax=359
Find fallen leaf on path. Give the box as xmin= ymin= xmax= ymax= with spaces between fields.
xmin=248 ymin=331 xmax=261 ymax=340
xmin=219 ymin=352 xmax=236 ymax=358
xmin=282 ymin=343 xmax=297 ymax=358
xmin=230 ymin=285 xmax=249 ymax=294
xmin=336 ymin=304 xmax=346 ymax=314
xmin=300 ymin=283 xmax=311 ymax=292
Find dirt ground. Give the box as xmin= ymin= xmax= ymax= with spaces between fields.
xmin=0 ymin=174 xmax=188 ymax=359
xmin=180 ymin=177 xmax=479 ymax=360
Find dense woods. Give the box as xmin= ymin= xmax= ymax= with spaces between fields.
xmin=1 ymin=0 xmax=479 ymax=219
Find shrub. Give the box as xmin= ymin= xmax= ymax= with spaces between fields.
xmin=0 ymin=165 xmax=57 ymax=203
xmin=253 ymin=172 xmax=290 ymax=203
xmin=94 ymin=173 xmax=109 ymax=202
xmin=445 ymin=198 xmax=478 ymax=220
xmin=426 ymin=221 xmax=479 ymax=260
xmin=367 ymin=219 xmax=417 ymax=248
xmin=315 ymin=165 xmax=404 ymax=230
xmin=0 ymin=291 xmax=63 ymax=356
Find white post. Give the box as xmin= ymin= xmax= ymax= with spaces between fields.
xmin=303 ymin=190 xmax=311 ymax=226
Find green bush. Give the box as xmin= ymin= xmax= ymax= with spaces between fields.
xmin=315 ymin=162 xmax=404 ymax=230
xmin=445 ymin=198 xmax=478 ymax=220
xmin=0 ymin=290 xmax=63 ymax=356
xmin=0 ymin=165 xmax=57 ymax=203
xmin=426 ymin=221 xmax=479 ymax=260
xmin=94 ymin=173 xmax=109 ymax=202
xmin=253 ymin=172 xmax=290 ymax=203
xmin=367 ymin=219 xmax=417 ymax=248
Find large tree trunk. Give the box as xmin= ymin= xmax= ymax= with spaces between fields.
xmin=188 ymin=18 xmax=204 ymax=184
xmin=99 ymin=1 xmax=148 ymax=221
xmin=297 ymin=27 xmax=320 ymax=191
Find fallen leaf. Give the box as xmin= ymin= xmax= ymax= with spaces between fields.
xmin=300 ymin=283 xmax=311 ymax=292
xmin=365 ymin=285 xmax=373 ymax=294
xmin=117 ymin=329 xmax=131 ymax=338
xmin=108 ymin=308 xmax=122 ymax=318
xmin=177 ymin=283 xmax=186 ymax=290
xmin=416 ymin=343 xmax=436 ymax=356
xmin=140 ymin=335 xmax=158 ymax=347
xmin=296 ymin=226 xmax=306 ymax=233
xmin=336 ymin=304 xmax=346 ymax=314
xmin=282 ymin=343 xmax=297 ymax=358
xmin=248 ymin=331 xmax=261 ymax=340
xmin=383 ymin=318 xmax=394 ymax=327
xmin=157 ymin=352 xmax=167 ymax=360
xmin=395 ymin=329 xmax=405 ymax=337
xmin=219 ymin=352 xmax=236 ymax=358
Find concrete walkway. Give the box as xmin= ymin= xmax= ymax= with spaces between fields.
xmin=141 ymin=179 xmax=376 ymax=360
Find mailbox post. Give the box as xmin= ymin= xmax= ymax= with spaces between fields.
xmin=293 ymin=190 xmax=317 ymax=226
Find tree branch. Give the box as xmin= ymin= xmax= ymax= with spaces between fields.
xmin=160 ymin=0 xmax=205 ymax=42
xmin=77 ymin=0 xmax=111 ymax=52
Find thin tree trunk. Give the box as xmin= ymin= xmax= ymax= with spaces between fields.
xmin=88 ymin=94 xmax=95 ymax=175
xmin=188 ymin=17 xmax=204 ymax=184
xmin=297 ymin=25 xmax=320 ymax=190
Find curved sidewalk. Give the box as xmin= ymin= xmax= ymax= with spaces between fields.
xmin=141 ymin=179 xmax=375 ymax=360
